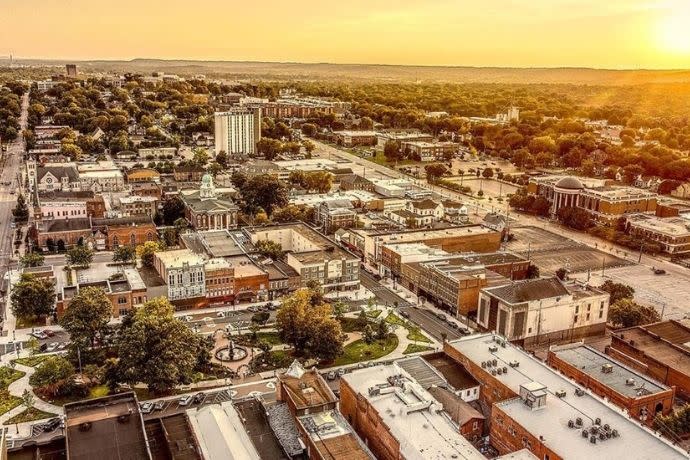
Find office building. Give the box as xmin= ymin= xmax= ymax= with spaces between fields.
xmin=214 ymin=107 xmax=262 ymax=156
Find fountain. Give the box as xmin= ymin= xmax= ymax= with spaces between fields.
xmin=215 ymin=340 xmax=248 ymax=362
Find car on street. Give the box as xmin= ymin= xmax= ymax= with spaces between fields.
xmin=154 ymin=400 xmax=165 ymax=411
xmin=57 ymin=342 xmax=67 ymax=350
xmin=30 ymin=331 xmax=47 ymax=340
xmin=43 ymin=330 xmax=55 ymax=337
xmin=435 ymin=313 xmax=446 ymax=321
xmin=139 ymin=402 xmax=154 ymax=414
xmin=337 ymin=368 xmax=346 ymax=377
xmin=43 ymin=418 xmax=61 ymax=432
xmin=400 ymin=311 xmax=410 ymax=319
xmin=458 ymin=327 xmax=471 ymax=335
xmin=183 ymin=315 xmax=193 ymax=322
xmin=247 ymin=306 xmax=259 ymax=312
xmin=178 ymin=395 xmax=193 ymax=406
xmin=653 ymin=267 xmax=666 ymax=275
xmin=216 ymin=311 xmax=226 ymax=318
xmin=327 ymin=371 xmax=336 ymax=381
xmin=193 ymin=392 xmax=205 ymax=404
xmin=45 ymin=343 xmax=59 ymax=352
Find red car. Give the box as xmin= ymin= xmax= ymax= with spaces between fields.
xmin=43 ymin=330 xmax=55 ymax=337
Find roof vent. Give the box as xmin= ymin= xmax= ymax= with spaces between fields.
xmin=79 ymin=422 xmax=92 ymax=432
xmin=555 ymin=389 xmax=566 ymax=398
xmin=509 ymin=360 xmax=520 ymax=368
xmin=489 ymin=345 xmax=498 ymax=352
xmin=625 ymin=378 xmax=635 ymax=386
xmin=575 ymin=388 xmax=585 ymax=397
xmin=581 ymin=429 xmax=589 ymax=438
xmin=601 ymin=364 xmax=613 ymax=374
xmin=502 ymin=367 xmax=508 ymax=374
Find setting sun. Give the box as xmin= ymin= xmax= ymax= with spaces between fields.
xmin=658 ymin=1 xmax=690 ymax=54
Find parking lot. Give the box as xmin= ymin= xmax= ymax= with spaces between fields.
xmin=572 ymin=265 xmax=690 ymax=321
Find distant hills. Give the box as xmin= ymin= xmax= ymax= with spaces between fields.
xmin=9 ymin=58 xmax=690 ymax=85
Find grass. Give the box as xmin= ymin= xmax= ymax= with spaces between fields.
xmin=385 ymin=312 xmax=432 ymax=344
xmin=0 ymin=391 xmax=22 ymax=416
xmin=236 ymin=331 xmax=283 ymax=346
xmin=3 ymin=407 xmax=57 ymax=425
xmin=331 ymin=335 xmax=399 ymax=367
xmin=403 ymin=344 xmax=434 ymax=355
xmin=250 ymin=349 xmax=294 ymax=372
xmin=0 ymin=368 xmax=25 ymax=389
xmin=339 ymin=317 xmax=368 ymax=333
xmin=365 ymin=310 xmax=382 ymax=319
xmin=16 ymin=316 xmax=45 ymax=328
xmin=13 ymin=355 xmax=49 ymax=368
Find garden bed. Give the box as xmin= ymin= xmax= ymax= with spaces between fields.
xmin=0 ymin=391 xmax=22 ymax=416
xmin=403 ymin=344 xmax=434 ymax=355
xmin=3 ymin=407 xmax=57 ymax=425
xmin=385 ymin=313 xmax=432 ymax=343
xmin=13 ymin=355 xmax=49 ymax=368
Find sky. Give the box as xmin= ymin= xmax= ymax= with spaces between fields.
xmin=2 ymin=0 xmax=690 ymax=69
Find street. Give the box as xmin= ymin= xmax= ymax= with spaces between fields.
xmin=0 ymin=91 xmax=28 ymax=320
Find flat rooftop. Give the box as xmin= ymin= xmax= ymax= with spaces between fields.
xmin=422 ymin=352 xmax=480 ymax=391
xmin=64 ymin=392 xmax=151 ymax=460
xmin=627 ymin=214 xmax=690 ymax=237
xmin=549 ymin=343 xmax=669 ymax=397
xmin=342 ymin=363 xmax=485 ymax=459
xmin=374 ymin=225 xmax=496 ymax=244
xmin=155 ymin=249 xmax=205 ymax=268
xmin=297 ymin=410 xmax=373 ymax=460
xmin=613 ymin=325 xmax=690 ymax=375
xmin=448 ymin=334 xmax=687 ymax=460
xmin=180 ymin=230 xmax=246 ymax=258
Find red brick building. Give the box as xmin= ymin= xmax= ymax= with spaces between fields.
xmin=547 ymin=343 xmax=674 ymax=426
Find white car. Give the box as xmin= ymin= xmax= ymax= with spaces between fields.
xmin=30 ymin=331 xmax=47 ymax=340
xmin=216 ymin=311 xmax=226 ymax=318
xmin=45 ymin=343 xmax=59 ymax=353
xmin=178 ymin=395 xmax=193 ymax=406
xmin=139 ymin=402 xmax=153 ymax=414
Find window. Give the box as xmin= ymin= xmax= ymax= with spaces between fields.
xmin=599 ymin=310 xmax=603 ymax=319
xmin=575 ymin=305 xmax=579 ymax=314
xmin=574 ymin=315 xmax=578 ymax=323
xmin=118 ymin=297 xmax=127 ymax=304
xmin=586 ymin=313 xmax=590 ymax=321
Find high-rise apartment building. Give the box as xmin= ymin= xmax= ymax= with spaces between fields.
xmin=214 ymin=107 xmax=261 ymax=156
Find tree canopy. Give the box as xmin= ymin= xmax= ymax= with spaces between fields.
xmin=10 ymin=274 xmax=55 ymax=319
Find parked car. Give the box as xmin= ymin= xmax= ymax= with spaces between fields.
xmin=193 ymin=392 xmax=205 ymax=404
xmin=216 ymin=311 xmax=226 ymax=318
xmin=459 ymin=327 xmax=471 ymax=336
xmin=247 ymin=306 xmax=259 ymax=312
xmin=183 ymin=315 xmax=193 ymax=322
xmin=154 ymin=400 xmax=165 ymax=411
xmin=43 ymin=330 xmax=55 ymax=337
xmin=139 ymin=402 xmax=154 ymax=414
xmin=400 ymin=311 xmax=410 ymax=319
xmin=436 ymin=313 xmax=446 ymax=321
xmin=337 ymin=368 xmax=346 ymax=377
xmin=45 ymin=343 xmax=59 ymax=352
xmin=43 ymin=418 xmax=61 ymax=432
xmin=30 ymin=331 xmax=47 ymax=340
xmin=653 ymin=267 xmax=666 ymax=275
xmin=56 ymin=342 xmax=67 ymax=350
xmin=327 ymin=371 xmax=337 ymax=381
xmin=178 ymin=395 xmax=193 ymax=406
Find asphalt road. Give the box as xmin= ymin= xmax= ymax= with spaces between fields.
xmin=359 ymin=271 xmax=413 ymax=308
xmin=399 ymin=305 xmax=466 ymax=342
xmin=0 ymin=92 xmax=28 ymax=318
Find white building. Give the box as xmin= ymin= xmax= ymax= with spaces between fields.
xmin=186 ymin=402 xmax=260 ymax=460
xmin=477 ymin=277 xmax=609 ymax=346
xmin=214 ymin=107 xmax=262 ymax=156
xmin=153 ymin=249 xmax=206 ymax=301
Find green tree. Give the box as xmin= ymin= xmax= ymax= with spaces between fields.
xmin=383 ymin=140 xmax=399 ymax=161
xmin=136 ymin=241 xmax=163 ymax=268
xmin=255 ymin=239 xmax=283 ymax=260
xmin=556 ymin=206 xmax=593 ymax=231
xmin=482 ymin=167 xmax=494 ymax=179
xmin=608 ymin=299 xmax=661 ymax=328
xmin=114 ymin=298 xmax=210 ymax=394
xmin=60 ymin=287 xmax=112 ymax=350
xmin=29 ymin=356 xmax=75 ymax=388
xmin=599 ymin=280 xmax=635 ymax=305
xmin=192 ymin=147 xmax=209 ymax=166
xmin=526 ymin=264 xmax=540 ymax=279
xmin=21 ymin=389 xmax=34 ymax=411
xmin=66 ymin=246 xmax=93 ymax=266
xmin=363 ymin=324 xmax=376 ymax=344
xmin=239 ymin=174 xmax=288 ymax=216
xmin=555 ymin=268 xmax=568 ymax=281
xmin=424 ymin=163 xmax=449 ymax=182
xmin=20 ymin=252 xmax=44 ymax=268
xmin=301 ymin=123 xmax=318 ymax=137
xmin=112 ymin=245 xmax=136 ymax=264
xmin=276 ymin=288 xmax=344 ymax=361
xmin=215 ymin=150 xmax=228 ymax=168
xmin=376 ymin=318 xmax=389 ymax=340
xmin=12 ymin=194 xmax=29 ymax=222
xmin=160 ymin=196 xmax=186 ymax=225
xmin=251 ymin=312 xmax=270 ymax=325
xmin=10 ymin=274 xmax=55 ymax=319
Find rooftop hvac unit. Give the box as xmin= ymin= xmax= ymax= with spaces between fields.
xmin=555 ymin=389 xmax=566 ymax=398
xmin=625 ymin=378 xmax=635 ymax=386
xmin=601 ymin=364 xmax=613 ymax=374
xmin=590 ymin=435 xmax=597 ymax=444
xmin=612 ymin=429 xmax=619 ymax=438
xmin=575 ymin=417 xmax=583 ymax=427
xmin=489 ymin=345 xmax=498 ymax=352
xmin=502 ymin=367 xmax=508 ymax=374
xmin=500 ymin=341 xmax=506 ymax=348
xmin=481 ymin=361 xmax=487 ymax=368
xmin=595 ymin=417 xmax=601 ymax=425
xmin=497 ymin=368 xmax=503 ymax=375
xmin=509 ymin=360 xmax=520 ymax=368
xmin=575 ymin=388 xmax=585 ymax=397
xmin=491 ymin=369 xmax=497 ymax=376
xmin=492 ymin=359 xmax=497 ymax=367
xmin=581 ymin=430 xmax=589 ymax=438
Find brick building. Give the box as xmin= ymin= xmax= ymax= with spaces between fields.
xmin=130 ymin=182 xmax=163 ymax=200
xmin=36 ymin=218 xmax=92 ymax=250
xmin=608 ymin=320 xmax=690 ymax=399
xmin=92 ymin=216 xmax=158 ymax=250
xmin=444 ymin=334 xmax=687 ymax=460
xmin=546 ymin=343 xmax=674 ymax=426
xmin=339 ymin=362 xmax=485 ymax=460
xmin=173 ymin=164 xmax=205 ymax=182
xmin=126 ymin=168 xmax=161 ymax=183
xmin=57 ymin=271 xmax=147 ymax=318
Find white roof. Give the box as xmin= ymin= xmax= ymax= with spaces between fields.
xmin=342 ymin=363 xmax=485 ymax=460
xmin=187 ymin=402 xmax=260 ymax=460
xmin=155 ymin=249 xmax=205 ymax=268
xmin=447 ymin=334 xmax=688 ymax=460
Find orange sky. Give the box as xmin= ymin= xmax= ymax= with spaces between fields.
xmin=1 ymin=0 xmax=690 ymax=68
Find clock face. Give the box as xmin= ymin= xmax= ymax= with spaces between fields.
xmin=46 ymin=177 xmax=53 ymax=183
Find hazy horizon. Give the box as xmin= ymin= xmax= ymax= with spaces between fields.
xmin=3 ymin=0 xmax=690 ymax=69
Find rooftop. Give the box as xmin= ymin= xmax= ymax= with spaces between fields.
xmin=278 ymin=361 xmax=338 ymax=410
xmin=64 ymin=392 xmax=151 ymax=460
xmin=297 ymin=410 xmax=373 ymax=460
xmin=180 ymin=229 xmax=246 ymax=258
xmin=342 ymin=363 xmax=485 ymax=460
xmin=155 ymin=249 xmax=205 ymax=268
xmin=447 ymin=334 xmax=687 ymax=460
xmin=483 ymin=277 xmax=570 ymax=304
xmin=626 ymin=214 xmax=690 ymax=237
xmin=549 ymin=343 xmax=668 ymax=398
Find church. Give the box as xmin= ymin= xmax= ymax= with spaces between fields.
xmin=181 ymin=173 xmax=239 ymax=230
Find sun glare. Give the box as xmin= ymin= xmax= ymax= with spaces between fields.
xmin=659 ymin=1 xmax=690 ymax=54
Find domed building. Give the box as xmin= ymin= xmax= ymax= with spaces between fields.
xmin=181 ymin=174 xmax=239 ymax=230
xmin=551 ymin=176 xmax=584 ymax=214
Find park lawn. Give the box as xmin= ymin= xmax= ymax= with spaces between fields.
xmin=0 ymin=391 xmax=22 ymax=416
xmin=385 ymin=313 xmax=432 ymax=344
xmin=403 ymin=344 xmax=434 ymax=355
xmin=331 ymin=335 xmax=399 ymax=367
xmin=3 ymin=407 xmax=57 ymax=425
xmin=13 ymin=355 xmax=49 ymax=368
xmin=339 ymin=317 xmax=367 ymax=333
xmin=365 ymin=310 xmax=382 ymax=319
xmin=237 ymin=331 xmax=283 ymax=346
xmin=0 ymin=368 xmax=25 ymax=388
xmin=16 ymin=317 xmax=45 ymax=329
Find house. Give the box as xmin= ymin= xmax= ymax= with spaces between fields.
xmin=315 ymin=200 xmax=357 ymax=233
